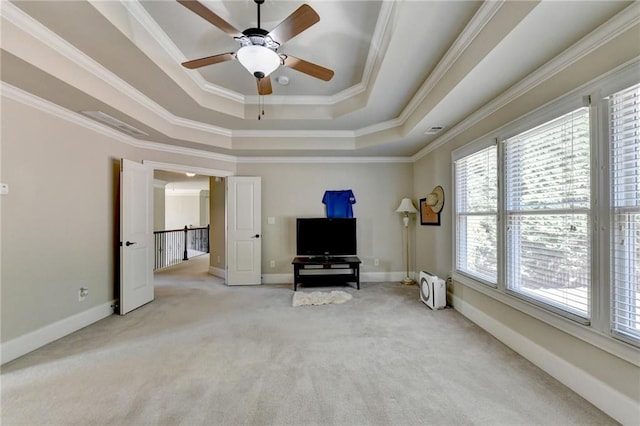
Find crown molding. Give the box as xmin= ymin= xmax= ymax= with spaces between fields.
xmin=412 ymin=1 xmax=640 ymax=162
xmin=353 ymin=116 xmax=404 ymax=138
xmin=1 ymin=81 xmax=133 ymax=146
xmin=0 ymin=82 xmax=237 ymax=164
xmin=3 ymin=0 xmax=401 ymax=142
xmin=144 ymin=161 xmax=234 ymax=177
xmin=1 ymin=82 xmax=411 ymax=166
xmin=7 ymin=0 xmax=632 ymax=159
xmin=351 ymin=0 xmax=506 ymax=139
xmin=232 ymin=129 xmax=353 ymax=139
xmin=134 ymin=139 xmax=237 ymax=163
xmin=236 ymin=156 xmax=412 ymax=164
xmin=120 ymin=0 xmax=246 ymax=104
xmin=169 ymin=115 xmax=231 ymax=137
xmin=398 ymin=1 xmax=505 ymax=125
xmin=2 ymin=1 xmax=233 ymax=139
xmin=243 ymin=88 xmax=363 ymax=106
xmin=126 ymin=0 xmax=395 ymax=109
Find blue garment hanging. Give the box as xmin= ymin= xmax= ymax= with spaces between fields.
xmin=322 ymin=189 xmax=356 ymax=218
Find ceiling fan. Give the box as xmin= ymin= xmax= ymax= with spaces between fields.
xmin=177 ymin=0 xmax=335 ymax=96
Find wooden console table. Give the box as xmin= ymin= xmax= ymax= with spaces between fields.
xmin=292 ymin=256 xmax=361 ymax=291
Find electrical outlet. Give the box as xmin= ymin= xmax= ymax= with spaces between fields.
xmin=374 ymin=258 xmax=380 ymax=266
xmin=269 ymin=260 xmax=275 ymax=268
xmin=78 ymin=287 xmax=89 ymax=301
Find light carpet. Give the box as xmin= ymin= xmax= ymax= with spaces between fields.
xmin=1 ymin=255 xmax=614 ymax=425
xmin=292 ymin=290 xmax=353 ymax=307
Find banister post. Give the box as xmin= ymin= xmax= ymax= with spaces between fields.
xmin=183 ymin=225 xmax=189 ymax=261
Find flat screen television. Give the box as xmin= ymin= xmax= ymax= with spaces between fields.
xmin=296 ymin=218 xmax=357 ymax=257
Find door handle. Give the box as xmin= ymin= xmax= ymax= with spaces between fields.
xmin=252 ymin=234 xmax=260 ymax=238
xmin=125 ymin=241 xmax=136 ymax=246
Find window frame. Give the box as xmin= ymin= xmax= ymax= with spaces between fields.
xmin=605 ymin=82 xmax=640 ymax=346
xmin=502 ymin=106 xmax=592 ymax=323
xmin=453 ymin=141 xmax=499 ymax=287
xmin=450 ymin=61 xmax=640 ymax=362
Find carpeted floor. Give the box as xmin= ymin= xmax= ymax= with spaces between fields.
xmin=1 ymin=255 xmax=614 ymax=425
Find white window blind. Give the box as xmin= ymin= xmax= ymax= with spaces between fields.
xmin=454 ymin=145 xmax=498 ymax=283
xmin=610 ymin=83 xmax=640 ymax=342
xmin=504 ymin=108 xmax=591 ymax=318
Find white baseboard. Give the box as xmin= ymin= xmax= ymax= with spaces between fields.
xmin=260 ymin=271 xmax=406 ymax=285
xmin=1 ymin=301 xmax=115 ymax=365
xmin=208 ymin=266 xmax=226 ymax=279
xmin=361 ymin=271 xmax=406 ymax=282
xmin=261 ymin=273 xmax=291 ymax=284
xmin=451 ymin=294 xmax=639 ymax=425
xmin=206 ymin=269 xmax=403 ymax=285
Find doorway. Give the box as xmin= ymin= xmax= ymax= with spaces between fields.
xmin=154 ymin=169 xmax=209 ymax=271
xmin=145 ymin=161 xmax=232 ymax=281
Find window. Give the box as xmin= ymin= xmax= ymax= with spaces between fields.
xmin=610 ymin=83 xmax=640 ymax=341
xmin=454 ymin=145 xmax=498 ymax=284
xmin=452 ymin=69 xmax=640 ymax=347
xmin=504 ymin=108 xmax=591 ymax=318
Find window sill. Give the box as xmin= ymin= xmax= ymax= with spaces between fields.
xmin=450 ymin=271 xmax=640 ymax=367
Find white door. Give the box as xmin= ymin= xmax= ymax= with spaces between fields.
xmin=226 ymin=176 xmax=261 ymax=285
xmin=120 ymin=159 xmax=154 ymax=314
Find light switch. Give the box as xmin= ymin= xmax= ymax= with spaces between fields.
xmin=267 ymin=216 xmax=275 ymax=225
xmin=0 ymin=183 xmax=8 ymax=195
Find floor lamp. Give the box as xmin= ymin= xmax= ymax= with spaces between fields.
xmin=396 ymin=198 xmax=418 ymax=285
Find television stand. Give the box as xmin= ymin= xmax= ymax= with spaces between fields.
xmin=292 ymin=256 xmax=361 ymax=291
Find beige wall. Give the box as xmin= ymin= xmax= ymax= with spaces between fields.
xmin=153 ymin=185 xmax=165 ymax=232
xmin=0 ymin=96 xmax=414 ymax=345
xmin=1 ymin=98 xmax=133 ymax=341
xmin=209 ymin=177 xmax=225 ymax=273
xmin=413 ymin=23 xmax=640 ymax=412
xmin=165 ymin=192 xmax=201 ymax=229
xmin=236 ymin=162 xmax=414 ymax=276
xmin=199 ymin=190 xmax=209 ymax=227
xmin=0 ymin=96 xmax=236 ymax=344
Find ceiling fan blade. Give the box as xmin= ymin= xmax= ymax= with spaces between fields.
xmin=181 ymin=53 xmax=235 ymax=69
xmin=267 ymin=4 xmax=319 ymax=45
xmin=177 ymin=0 xmax=243 ymax=38
xmin=283 ymin=55 xmax=334 ymax=81
xmin=257 ymin=76 xmax=273 ymax=95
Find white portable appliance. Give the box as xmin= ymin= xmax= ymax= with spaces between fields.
xmin=419 ymin=271 xmax=446 ymax=310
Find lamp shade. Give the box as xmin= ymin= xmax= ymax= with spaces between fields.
xmin=236 ymin=45 xmax=281 ymax=79
xmin=395 ymin=198 xmax=418 ymax=214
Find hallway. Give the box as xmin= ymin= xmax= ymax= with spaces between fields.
xmin=154 ymin=254 xmax=217 ymax=289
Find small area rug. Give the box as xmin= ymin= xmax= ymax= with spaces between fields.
xmin=292 ymin=290 xmax=353 ymax=307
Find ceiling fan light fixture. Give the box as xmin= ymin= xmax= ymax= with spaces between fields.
xmin=237 ymin=45 xmax=281 ymax=79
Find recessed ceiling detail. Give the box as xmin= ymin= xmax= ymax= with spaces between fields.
xmin=2 ymin=0 xmax=636 ymax=158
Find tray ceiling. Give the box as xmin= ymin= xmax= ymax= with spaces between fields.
xmin=1 ymin=0 xmax=634 ymax=158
